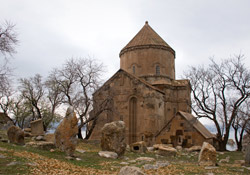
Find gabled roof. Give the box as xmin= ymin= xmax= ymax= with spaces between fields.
xmin=120 ymin=21 xmax=175 ymax=56
xmin=178 ymin=111 xmax=215 ymax=139
xmin=93 ymin=69 xmax=165 ymax=96
xmin=156 ymin=111 xmax=214 ymax=139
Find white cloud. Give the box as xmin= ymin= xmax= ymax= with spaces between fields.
xmin=0 ymin=0 xmax=250 ymax=80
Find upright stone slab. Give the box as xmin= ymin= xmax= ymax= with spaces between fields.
xmin=245 ymin=145 xmax=250 ymax=166
xmin=7 ymin=126 xmax=24 ymax=145
xmin=198 ymin=142 xmax=217 ymax=166
xmin=55 ymin=106 xmax=78 ymax=156
xmin=243 ymin=134 xmax=250 ymax=153
xmin=30 ymin=119 xmax=44 ymax=136
xmin=101 ymin=121 xmax=126 ymax=157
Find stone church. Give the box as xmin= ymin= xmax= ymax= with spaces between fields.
xmin=90 ymin=22 xmax=214 ymax=148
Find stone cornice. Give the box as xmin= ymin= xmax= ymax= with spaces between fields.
xmin=119 ymin=44 xmax=175 ymax=57
xmin=139 ymin=74 xmax=173 ymax=79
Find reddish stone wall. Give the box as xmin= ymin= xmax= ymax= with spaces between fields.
xmin=90 ymin=71 xmax=165 ymax=144
xmin=156 ymin=113 xmax=208 ymax=148
xmin=120 ymin=48 xmax=175 ymax=81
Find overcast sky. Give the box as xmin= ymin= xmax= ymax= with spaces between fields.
xmin=1 ymin=0 xmax=250 ymax=81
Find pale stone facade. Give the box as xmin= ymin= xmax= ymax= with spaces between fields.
xmin=90 ymin=22 xmax=213 ymax=147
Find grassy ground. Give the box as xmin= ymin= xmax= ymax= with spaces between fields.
xmin=0 ymin=130 xmax=249 ymax=175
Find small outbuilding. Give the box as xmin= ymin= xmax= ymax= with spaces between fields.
xmin=155 ymin=111 xmax=215 ymax=148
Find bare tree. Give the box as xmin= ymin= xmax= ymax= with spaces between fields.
xmin=85 ymin=91 xmax=115 ymax=139
xmin=45 ymin=76 xmax=64 ymax=119
xmin=232 ymin=100 xmax=250 ymax=151
xmin=0 ymin=21 xmax=18 ymax=119
xmin=18 ymin=74 xmax=62 ymax=131
xmin=0 ymin=78 xmax=13 ymax=114
xmin=49 ymin=60 xmax=78 ymax=106
xmin=0 ymin=21 xmax=18 ymax=55
xmin=0 ymin=79 xmax=14 ymax=123
xmin=184 ymin=55 xmax=250 ymax=151
xmin=19 ymin=74 xmax=44 ymax=120
xmin=0 ymin=21 xmax=18 ymax=94
xmin=49 ymin=57 xmax=109 ymax=139
xmin=246 ymin=122 xmax=250 ymax=135
xmin=0 ymin=60 xmax=13 ymax=117
xmin=10 ymin=96 xmax=33 ymax=128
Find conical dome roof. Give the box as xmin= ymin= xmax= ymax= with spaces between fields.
xmin=120 ymin=21 xmax=175 ymax=57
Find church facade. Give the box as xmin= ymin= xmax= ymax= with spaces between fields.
xmin=90 ymin=22 xmax=214 ymax=147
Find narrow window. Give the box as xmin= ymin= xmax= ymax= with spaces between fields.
xmin=120 ymin=115 xmax=123 ymax=121
xmin=132 ymin=65 xmax=136 ymax=74
xmin=156 ymin=65 xmax=160 ymax=75
xmin=178 ymin=137 xmax=181 ymax=143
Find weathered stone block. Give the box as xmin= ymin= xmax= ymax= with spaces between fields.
xmin=187 ymin=145 xmax=201 ymax=152
xmin=245 ymin=145 xmax=250 ymax=166
xmin=24 ymin=128 xmax=31 ymax=132
xmin=26 ymin=141 xmax=55 ymax=150
xmin=101 ymin=121 xmax=126 ymax=157
xmin=157 ymin=145 xmax=177 ymax=157
xmin=44 ymin=133 xmax=55 ymax=143
xmin=7 ymin=126 xmax=24 ymax=145
xmin=55 ymin=106 xmax=78 ymax=156
xmin=30 ymin=119 xmax=44 ymax=136
xmin=243 ymin=134 xmax=250 ymax=153
xmin=130 ymin=141 xmax=147 ymax=153
xmin=198 ymin=142 xmax=216 ymax=166
xmin=98 ymin=151 xmax=118 ymax=159
xmin=119 ymin=166 xmax=147 ymax=175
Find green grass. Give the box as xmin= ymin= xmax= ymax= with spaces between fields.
xmin=0 ymin=130 xmax=250 ymax=174
xmin=0 ymin=146 xmax=31 ymax=175
xmin=217 ymin=151 xmax=245 ymax=163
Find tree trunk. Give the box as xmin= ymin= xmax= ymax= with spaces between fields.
xmin=237 ymin=142 xmax=242 ymax=151
xmin=85 ymin=119 xmax=97 ymax=140
xmin=78 ymin=127 xmax=83 ymax=139
xmin=236 ymin=132 xmax=244 ymax=151
xmin=43 ymin=122 xmax=47 ymax=132
xmin=218 ymin=140 xmax=227 ymax=151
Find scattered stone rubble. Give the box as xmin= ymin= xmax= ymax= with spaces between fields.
xmin=187 ymin=145 xmax=202 ymax=152
xmin=219 ymin=156 xmax=230 ymax=163
xmin=119 ymin=166 xmax=147 ymax=175
xmin=98 ymin=151 xmax=118 ymax=159
xmin=153 ymin=144 xmax=177 ymax=156
xmin=26 ymin=141 xmax=55 ymax=150
xmin=130 ymin=141 xmax=147 ymax=153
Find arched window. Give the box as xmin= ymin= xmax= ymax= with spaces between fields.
xmin=156 ymin=65 xmax=160 ymax=75
xmin=132 ymin=65 xmax=136 ymax=74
